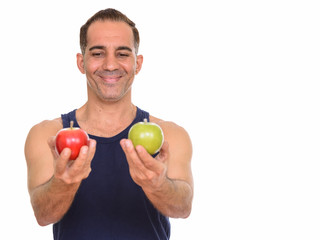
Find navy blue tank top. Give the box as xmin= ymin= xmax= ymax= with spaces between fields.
xmin=53 ymin=107 xmax=170 ymax=240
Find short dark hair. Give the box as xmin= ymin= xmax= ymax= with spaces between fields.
xmin=80 ymin=8 xmax=140 ymax=55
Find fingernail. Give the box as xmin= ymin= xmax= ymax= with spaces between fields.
xmin=120 ymin=139 xmax=125 ymax=148
xmin=63 ymin=148 xmax=71 ymax=157
xmin=136 ymin=145 xmax=143 ymax=153
xmin=125 ymin=140 xmax=131 ymax=148
xmin=81 ymin=146 xmax=88 ymax=154
xmin=90 ymin=140 xmax=96 ymax=148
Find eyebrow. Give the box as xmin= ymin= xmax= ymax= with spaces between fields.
xmin=117 ymin=46 xmax=132 ymax=52
xmin=88 ymin=45 xmax=104 ymax=51
xmin=88 ymin=45 xmax=132 ymax=52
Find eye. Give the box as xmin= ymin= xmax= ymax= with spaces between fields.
xmin=91 ymin=51 xmax=104 ymax=57
xmin=117 ymin=52 xmax=130 ymax=58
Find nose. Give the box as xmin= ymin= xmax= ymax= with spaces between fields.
xmin=102 ymin=53 xmax=119 ymax=71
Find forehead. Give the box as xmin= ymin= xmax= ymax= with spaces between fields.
xmin=86 ymin=20 xmax=134 ymax=48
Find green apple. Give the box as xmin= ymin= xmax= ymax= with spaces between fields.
xmin=128 ymin=118 xmax=164 ymax=155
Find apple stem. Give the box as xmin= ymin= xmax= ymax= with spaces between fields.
xmin=143 ymin=118 xmax=148 ymax=123
xmin=70 ymin=120 xmax=74 ymax=129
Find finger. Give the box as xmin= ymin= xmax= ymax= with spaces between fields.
xmin=120 ymin=139 xmax=146 ymax=170
xmin=55 ymin=147 xmax=71 ymax=175
xmin=83 ymin=139 xmax=96 ymax=169
xmin=68 ymin=145 xmax=90 ymax=175
xmin=88 ymin=139 xmax=97 ymax=159
xmin=69 ymin=138 xmax=95 ymax=172
xmin=135 ymin=145 xmax=161 ymax=171
xmin=120 ymin=139 xmax=138 ymax=162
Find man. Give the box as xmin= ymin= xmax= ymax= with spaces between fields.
xmin=25 ymin=8 xmax=193 ymax=240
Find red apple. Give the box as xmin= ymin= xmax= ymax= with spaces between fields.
xmin=55 ymin=121 xmax=89 ymax=160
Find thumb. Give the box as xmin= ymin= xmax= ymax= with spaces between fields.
xmin=54 ymin=148 xmax=72 ymax=176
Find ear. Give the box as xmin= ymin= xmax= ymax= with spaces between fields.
xmin=77 ymin=53 xmax=85 ymax=74
xmin=135 ymin=54 xmax=143 ymax=75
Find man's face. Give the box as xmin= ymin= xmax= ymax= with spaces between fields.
xmin=77 ymin=20 xmax=143 ymax=102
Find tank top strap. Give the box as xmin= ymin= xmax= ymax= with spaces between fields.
xmin=61 ymin=109 xmax=78 ymax=128
xmin=136 ymin=106 xmax=150 ymax=122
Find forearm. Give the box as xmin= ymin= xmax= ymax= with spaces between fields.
xmin=144 ymin=177 xmax=193 ymax=219
xmin=30 ymin=176 xmax=80 ymax=226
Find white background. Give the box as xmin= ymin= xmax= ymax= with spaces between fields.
xmin=1 ymin=0 xmax=319 ymax=239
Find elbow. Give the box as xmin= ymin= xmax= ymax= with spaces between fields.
xmin=34 ymin=215 xmax=50 ymax=227
xmin=31 ymin=202 xmax=50 ymax=226
xmin=179 ymin=188 xmax=193 ymax=219
xmin=168 ymin=201 xmax=193 ymax=219
xmin=179 ymin=203 xmax=193 ymax=219
xmin=172 ymin=188 xmax=193 ymax=219
xmin=30 ymin=195 xmax=58 ymax=226
xmin=181 ymin=205 xmax=192 ymax=219
xmin=36 ymin=218 xmax=51 ymax=227
xmin=168 ymin=208 xmax=191 ymax=219
xmin=32 ymin=202 xmax=59 ymax=226
xmin=34 ymin=211 xmax=55 ymax=227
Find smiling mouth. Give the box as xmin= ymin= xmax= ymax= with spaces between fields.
xmin=101 ymin=76 xmax=121 ymax=84
xmin=95 ymin=70 xmax=124 ymax=84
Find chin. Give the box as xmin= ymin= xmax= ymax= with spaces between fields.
xmin=99 ymin=92 xmax=128 ymax=102
xmin=94 ymin=84 xmax=131 ymax=103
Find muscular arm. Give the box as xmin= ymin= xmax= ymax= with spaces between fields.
xmin=121 ymin=120 xmax=193 ymax=218
xmin=25 ymin=120 xmax=96 ymax=226
xmin=30 ymin=173 xmax=81 ymax=226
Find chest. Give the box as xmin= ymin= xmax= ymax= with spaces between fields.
xmin=80 ymin=122 xmax=131 ymax=138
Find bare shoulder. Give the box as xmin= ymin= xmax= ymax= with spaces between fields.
xmin=28 ymin=118 xmax=62 ymax=135
xmin=25 ymin=117 xmax=62 ymax=158
xmin=149 ymin=115 xmax=191 ymax=145
xmin=149 ymin=115 xmax=193 ymax=185
xmin=150 ymin=115 xmax=192 ymax=165
xmin=25 ymin=118 xmax=62 ymax=147
xmin=25 ymin=118 xmax=63 ymax=192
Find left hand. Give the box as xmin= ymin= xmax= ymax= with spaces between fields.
xmin=120 ymin=139 xmax=170 ymax=193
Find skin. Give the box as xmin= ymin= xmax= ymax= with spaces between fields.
xmin=25 ymin=20 xmax=193 ymax=226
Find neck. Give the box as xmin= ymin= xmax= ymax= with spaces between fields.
xmin=76 ymin=92 xmax=137 ymax=137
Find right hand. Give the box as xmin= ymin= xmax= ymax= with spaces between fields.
xmin=47 ymin=136 xmax=96 ymax=184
